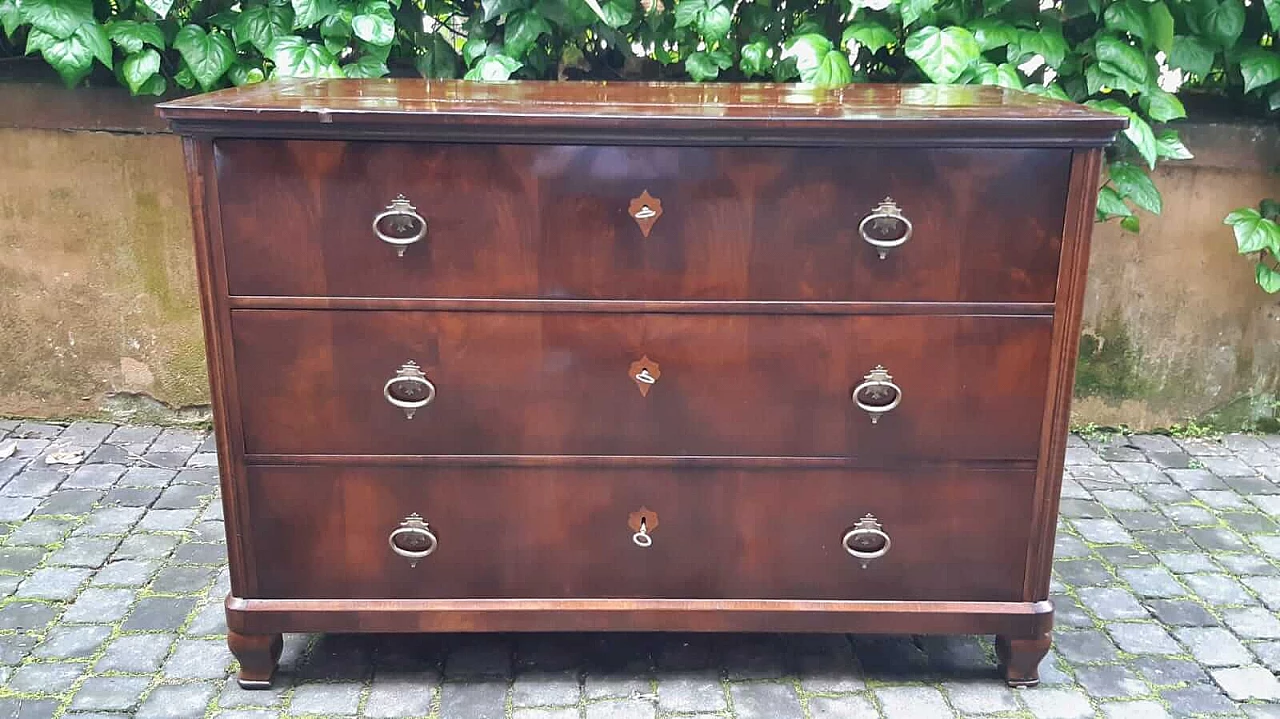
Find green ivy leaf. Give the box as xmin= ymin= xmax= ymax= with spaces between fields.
xmin=503 ymin=9 xmax=550 ymax=58
xmin=1095 ymin=34 xmax=1149 ymax=88
xmin=21 ymin=0 xmax=93 ymax=39
xmin=1154 ymin=129 xmax=1193 ymax=160
xmin=1225 ymin=208 xmax=1280 ymax=255
xmin=1104 ymin=0 xmax=1148 ymax=41
xmin=1124 ymin=113 xmax=1158 ymax=169
xmin=810 ymin=50 xmax=853 ymax=86
xmin=175 ymin=25 xmax=236 ymax=90
xmin=1140 ymin=88 xmax=1186 ymax=122
xmin=685 ymin=50 xmax=720 ymax=81
xmin=1270 ymin=87 xmax=1280 ymax=112
xmin=25 ymin=28 xmax=58 ymax=55
xmin=697 ymin=2 xmax=730 ymax=38
xmin=79 ymin=21 xmax=112 ymax=68
xmin=1256 ymin=263 xmax=1280 ymax=293
xmin=137 ymin=73 xmax=166 ymax=95
xmin=415 ymin=32 xmax=459 ymax=78
xmin=343 ymin=53 xmax=388 ymax=77
xmin=974 ymin=61 xmax=1023 ymax=89
xmin=1265 ymin=0 xmax=1280 ymax=31
xmin=782 ymin=33 xmax=834 ymax=83
xmin=1200 ymin=0 xmax=1245 ymax=48
xmin=0 ymin=0 xmax=21 ymax=38
xmin=1147 ymin=2 xmax=1175 ymax=53
xmin=269 ymin=35 xmax=343 ymax=77
xmin=352 ymin=0 xmax=395 ymax=45
xmin=40 ymin=29 xmax=95 ymax=86
xmin=174 ymin=65 xmax=196 ymax=89
xmin=740 ymin=40 xmax=771 ymax=77
xmin=121 ymin=47 xmax=160 ymax=94
xmin=1239 ymin=49 xmax=1280 ymax=94
xmin=142 ymin=0 xmax=173 ymax=19
xmin=600 ymin=0 xmax=633 ymax=28
xmin=481 ymin=0 xmax=523 ymax=22
xmin=235 ymin=5 xmax=293 ymax=54
xmin=1108 ymin=161 xmax=1161 ymax=214
xmin=107 ymin=20 xmax=166 ymax=53
xmin=227 ymin=60 xmax=266 ymax=85
xmin=1120 ymin=215 xmax=1140 ymax=233
xmin=898 ymin=0 xmax=938 ymax=27
xmin=1168 ymin=35 xmax=1214 ymax=77
xmin=463 ymin=53 xmax=521 ymax=80
xmin=462 ymin=36 xmax=487 ymax=65
xmin=292 ymin=0 xmax=338 ymax=29
xmin=843 ymin=22 xmax=897 ymax=53
xmin=904 ymin=26 xmax=979 ymax=84
xmin=1013 ymin=27 xmax=1066 ymax=70
xmin=674 ymin=0 xmax=705 ymax=29
xmin=1096 ymin=185 xmax=1133 ymax=219
xmin=1025 ymin=82 xmax=1071 ymax=101
xmin=967 ymin=19 xmax=1017 ymax=51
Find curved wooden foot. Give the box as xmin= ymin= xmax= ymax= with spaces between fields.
xmin=228 ymin=630 xmax=283 ymax=689
xmin=996 ymin=633 xmax=1051 ymax=688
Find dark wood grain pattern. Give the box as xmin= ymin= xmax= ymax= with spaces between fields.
xmin=230 ymin=310 xmax=1053 ymax=460
xmin=244 ymin=465 xmax=1033 ymax=601
xmin=157 ymin=80 xmax=1126 ymax=147
xmin=162 ymin=80 xmax=1119 ymax=689
xmin=216 ymin=141 xmax=1070 ymax=302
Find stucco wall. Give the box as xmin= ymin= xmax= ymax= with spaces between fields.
xmin=0 ymin=81 xmax=1276 ymax=429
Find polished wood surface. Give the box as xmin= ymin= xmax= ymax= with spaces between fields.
xmin=231 ymin=310 xmax=1052 ymax=459
xmin=216 ymin=141 xmax=1069 ymax=302
xmin=245 ymin=465 xmax=1033 ymax=602
xmin=164 ymin=80 xmax=1116 ymax=689
xmin=158 ymin=80 xmax=1126 ymax=147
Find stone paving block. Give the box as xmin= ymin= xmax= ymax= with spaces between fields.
xmin=17 ymin=566 xmax=92 ymax=600
xmin=1053 ymin=534 xmax=1090 ymax=559
xmin=1052 ymin=595 xmax=1093 ymax=628
xmin=1174 ymin=627 xmax=1253 ymax=666
xmin=0 ymin=546 xmax=49 ymax=571
xmin=112 ymin=534 xmax=179 ymax=561
xmin=729 ymin=682 xmax=803 ymax=719
xmin=1074 ymin=663 xmax=1150 ymax=697
xmin=162 ymin=638 xmax=233 ymax=679
xmin=873 ymin=686 xmax=953 ymax=719
xmin=92 ymin=559 xmax=160 ymax=586
xmin=1119 ymin=566 xmax=1187 ymax=597
xmin=34 ymin=489 xmax=103 ymax=515
xmin=656 ymin=671 xmax=725 ymax=713
xmin=1148 ymin=450 xmax=1194 ymax=469
xmin=70 ymin=676 xmax=151 ymax=712
xmin=1200 ymin=456 xmax=1256 ymax=477
xmin=1223 ymin=607 xmax=1280 ymax=638
xmin=107 ymin=425 xmax=162 ymax=453
xmin=1094 ymin=489 xmax=1152 ymax=510
xmin=0 ymin=698 xmax=60 ymax=719
xmin=1195 ymin=490 xmax=1254 ymax=511
xmin=7 ymin=661 xmax=85 ymax=694
xmin=0 ymin=632 xmax=38 ymax=664
xmin=1054 ymin=630 xmax=1121 ymax=663
xmin=136 ymin=509 xmax=200 ymax=532
xmin=289 ymin=682 xmax=363 ymax=715
xmin=121 ymin=596 xmax=198 ymax=631
xmin=1255 ymin=534 xmax=1280 ymax=559
xmin=1100 ymin=700 xmax=1171 ymax=719
xmin=118 ymin=467 xmax=177 ymax=488
xmin=512 ymin=671 xmax=580 ymax=707
xmin=1146 ymin=599 xmax=1219 ymax=627
xmin=1130 ymin=435 xmax=1181 ymax=453
xmin=1099 ymin=543 xmax=1163 ymax=565
xmin=86 ymin=443 xmax=131 ymax=464
xmin=1211 ymin=665 xmax=1280 ymax=701
xmin=34 ymin=624 xmax=112 ymax=660
xmin=583 ymin=698 xmax=657 ymax=719
xmin=62 ymin=587 xmax=136 ymax=623
xmin=48 ymin=536 xmax=121 ymax=568
xmin=1112 ymin=462 xmax=1168 ymax=483
xmin=1020 ymin=687 xmax=1095 ymax=719
xmin=438 ymin=681 xmax=509 ymax=719
xmin=155 ymin=484 xmax=214 ymax=510
xmin=7 ymin=517 xmax=76 ymax=546
xmin=1114 ymin=510 xmax=1174 ymax=531
xmin=1184 ymin=573 xmax=1258 ymax=606
xmin=363 ymin=674 xmax=436 ymax=718
xmin=185 ymin=601 xmax=228 ymax=636
xmin=1132 ymin=656 xmax=1209 ymax=686
xmin=1251 ymin=494 xmax=1280 ymax=515
xmin=150 ymin=566 xmax=217 ymax=594
xmin=101 ymin=486 xmax=162 ymax=508
xmin=1 ymin=470 xmax=66 ymax=498
xmin=172 ymin=542 xmax=225 ymax=564
xmin=1161 ymin=504 xmax=1217 ymax=527
xmin=1059 ymin=499 xmax=1106 ymax=518
xmin=173 ymin=467 xmax=219 ymax=485
xmin=1078 ymin=586 xmax=1150 ymax=619
xmin=942 ymin=680 xmax=1020 ymax=713
xmin=136 ymin=683 xmax=219 ymax=719
xmin=1106 ymin=622 xmax=1182 ymax=655
xmin=12 ymin=422 xmax=63 ymax=440
xmin=0 ymin=602 xmax=57 ymax=632
xmin=96 ymin=633 xmax=175 ymax=673
xmin=1188 ymin=527 xmax=1250 ymax=552
xmin=75 ymin=506 xmax=145 ymax=536
xmin=1157 ymin=552 xmax=1217 ymax=574
xmin=1165 ymin=469 xmax=1228 ymax=491
xmin=63 ymin=464 xmax=126 ymax=490
xmin=1221 ymin=511 xmax=1279 ymax=533
xmin=511 ymin=709 xmax=578 ymax=719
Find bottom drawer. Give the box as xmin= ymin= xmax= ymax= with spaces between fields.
xmin=243 ymin=465 xmax=1035 ymax=601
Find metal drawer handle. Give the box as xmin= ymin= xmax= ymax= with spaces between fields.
xmin=373 ymin=195 xmax=428 ymax=257
xmin=389 ymin=513 xmax=438 ymax=567
xmin=843 ymin=514 xmax=891 ymax=568
xmin=852 ymin=365 xmax=901 ymax=424
xmin=858 ymin=197 xmax=912 ymax=259
xmin=633 ymin=517 xmax=653 ymax=547
xmin=383 ymin=361 xmax=436 ymax=419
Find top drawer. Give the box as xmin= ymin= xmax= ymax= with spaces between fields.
xmin=215 ymin=141 xmax=1070 ymax=302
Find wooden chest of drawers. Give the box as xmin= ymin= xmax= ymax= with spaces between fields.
xmin=158 ymin=80 xmax=1123 ymax=688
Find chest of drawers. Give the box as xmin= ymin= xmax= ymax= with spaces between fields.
xmin=158 ymin=79 xmax=1123 ymax=688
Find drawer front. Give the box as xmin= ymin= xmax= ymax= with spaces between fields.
xmin=216 ymin=141 xmax=1069 ymax=302
xmin=245 ymin=465 xmax=1033 ymax=601
xmin=233 ymin=310 xmax=1051 ymax=460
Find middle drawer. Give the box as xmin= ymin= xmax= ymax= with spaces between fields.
xmin=233 ymin=310 xmax=1052 ymax=460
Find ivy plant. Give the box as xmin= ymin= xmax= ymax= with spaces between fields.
xmin=1 ymin=0 xmax=1276 ymax=263
xmin=1226 ymin=198 xmax=1280 ymax=293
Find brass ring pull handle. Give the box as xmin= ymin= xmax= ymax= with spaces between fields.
xmin=858 ymin=197 xmax=912 ymax=259
xmin=373 ymin=195 xmax=428 ymax=257
xmin=852 ymin=365 xmax=901 ymax=424
xmin=632 ymin=519 xmax=653 ymax=547
xmin=389 ymin=514 xmax=438 ymax=567
xmin=843 ymin=514 xmax=891 ymax=568
xmin=383 ymin=361 xmax=436 ymax=419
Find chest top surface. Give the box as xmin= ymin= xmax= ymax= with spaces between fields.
xmin=157 ymin=79 xmax=1125 ymax=146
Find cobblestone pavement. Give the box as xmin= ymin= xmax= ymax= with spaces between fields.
xmin=0 ymin=421 xmax=1279 ymax=718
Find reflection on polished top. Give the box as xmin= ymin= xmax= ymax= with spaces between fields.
xmin=156 ymin=79 xmax=1127 ymax=143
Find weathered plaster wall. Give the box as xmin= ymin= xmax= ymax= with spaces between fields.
xmin=0 ymin=80 xmax=1276 ymax=429
xmin=0 ymin=125 xmax=208 ymax=423
xmin=1075 ymin=122 xmax=1280 ymax=431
